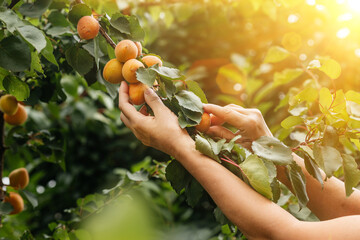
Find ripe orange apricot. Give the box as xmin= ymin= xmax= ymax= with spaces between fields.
xmin=196 ymin=112 xmax=211 ymax=132
xmin=142 ymin=55 xmax=162 ymax=67
xmin=4 ymin=104 xmax=27 ymax=126
xmin=9 ymin=168 xmax=29 ymax=190
xmin=115 ymin=40 xmax=138 ymax=63
xmin=134 ymin=42 xmax=142 ymax=57
xmin=103 ymin=59 xmax=124 ymax=84
xmin=129 ymin=83 xmax=148 ymax=105
xmin=4 ymin=192 xmax=24 ymax=215
xmin=0 ymin=94 xmax=18 ymax=116
xmin=77 ymin=16 xmax=99 ymax=40
xmin=122 ymin=59 xmax=144 ymax=83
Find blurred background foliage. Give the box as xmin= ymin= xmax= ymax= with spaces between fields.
xmin=1 ymin=0 xmax=360 ymax=239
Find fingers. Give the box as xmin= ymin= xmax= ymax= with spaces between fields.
xmin=120 ymin=112 xmax=131 ymax=129
xmin=144 ymin=87 xmax=168 ymax=117
xmin=118 ymin=81 xmax=144 ymax=122
xmin=206 ymin=125 xmax=237 ymax=140
xmin=203 ymin=104 xmax=247 ymax=129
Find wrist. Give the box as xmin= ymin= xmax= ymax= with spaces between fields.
xmin=171 ymin=135 xmax=195 ymax=160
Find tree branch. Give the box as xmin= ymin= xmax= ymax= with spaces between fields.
xmin=99 ymin=27 xmax=116 ymax=49
xmin=8 ymin=0 xmax=20 ymax=9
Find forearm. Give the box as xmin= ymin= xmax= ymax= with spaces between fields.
xmin=173 ymin=139 xmax=298 ymax=240
xmin=277 ymin=154 xmax=360 ymax=220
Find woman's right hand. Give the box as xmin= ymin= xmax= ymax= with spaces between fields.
xmin=203 ymin=104 xmax=273 ymax=149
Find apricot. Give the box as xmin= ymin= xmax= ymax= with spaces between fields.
xmin=142 ymin=55 xmax=162 ymax=67
xmin=4 ymin=192 xmax=24 ymax=215
xmin=196 ymin=112 xmax=211 ymax=132
xmin=9 ymin=168 xmax=29 ymax=190
xmin=115 ymin=40 xmax=138 ymax=63
xmin=103 ymin=59 xmax=124 ymax=84
xmin=4 ymin=104 xmax=27 ymax=126
xmin=0 ymin=95 xmax=18 ymax=116
xmin=122 ymin=59 xmax=144 ymax=83
xmin=77 ymin=16 xmax=99 ymax=40
xmin=129 ymin=83 xmax=148 ymax=105
xmin=134 ymin=42 xmax=142 ymax=57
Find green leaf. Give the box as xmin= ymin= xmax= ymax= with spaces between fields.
xmin=3 ymin=75 xmax=30 ymax=101
xmin=65 ymin=45 xmax=94 ymax=75
xmin=22 ymin=189 xmax=39 ymax=208
xmin=97 ymin=71 xmax=118 ymax=99
xmin=185 ymin=178 xmax=204 ymax=207
xmin=308 ymin=58 xmax=341 ymax=79
xmin=273 ymin=68 xmax=303 ymax=86
xmin=208 ymin=138 xmax=227 ymax=155
xmin=110 ymin=13 xmax=131 ymax=34
xmin=319 ymin=87 xmax=332 ymax=111
xmin=240 ymin=155 xmax=273 ymax=200
xmin=175 ymin=90 xmax=203 ymax=113
xmin=264 ymin=46 xmax=290 ymax=63
xmin=0 ymin=35 xmax=31 ymax=72
xmin=287 ymin=162 xmax=309 ymax=209
xmin=346 ymin=90 xmax=360 ymax=105
xmin=303 ymin=152 xmax=323 ymax=187
xmin=136 ymin=67 xmax=157 ymax=86
xmin=68 ymin=3 xmax=92 ymax=25
xmin=48 ymin=10 xmax=70 ymax=27
xmin=165 ymin=160 xmax=191 ymax=194
xmin=281 ymin=116 xmax=303 ymax=129
xmin=150 ymin=65 xmax=183 ymax=80
xmin=41 ymin=37 xmax=58 ymax=68
xmin=252 ymin=136 xmax=293 ymax=165
xmin=180 ymin=107 xmax=203 ymax=123
xmin=110 ymin=13 xmax=145 ymax=41
xmin=53 ymin=227 xmax=70 ymax=240
xmin=0 ymin=7 xmax=25 ymax=33
xmin=0 ymin=202 xmax=13 ymax=214
xmin=186 ymin=80 xmax=208 ymax=103
xmin=294 ymin=86 xmax=318 ymax=103
xmin=30 ymin=51 xmax=44 ymax=74
xmin=19 ymin=0 xmax=52 ymax=18
xmin=342 ymin=154 xmax=360 ymax=196
xmin=323 ymin=126 xmax=339 ymax=147
xmin=313 ymin=144 xmax=342 ymax=178
xmin=195 ymin=135 xmax=220 ymax=162
xmin=271 ymin=179 xmax=281 ymax=203
xmin=17 ymin=25 xmax=47 ymax=53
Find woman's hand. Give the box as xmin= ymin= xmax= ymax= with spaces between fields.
xmin=204 ymin=104 xmax=272 ymax=149
xmin=118 ymin=81 xmax=193 ymax=157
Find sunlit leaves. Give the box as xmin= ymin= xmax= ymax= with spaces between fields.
xmin=303 ymin=152 xmax=323 ymax=187
xmin=264 ymin=46 xmax=290 ymax=63
xmin=252 ymin=136 xmax=293 ymax=165
xmin=319 ymin=87 xmax=332 ymax=111
xmin=0 ymin=7 xmax=24 ymax=33
xmin=136 ymin=67 xmax=157 ymax=86
xmin=110 ymin=13 xmax=145 ymax=42
xmin=186 ymin=80 xmax=208 ymax=104
xmin=273 ymin=68 xmax=303 ymax=86
xmin=308 ymin=58 xmax=342 ymax=79
xmin=345 ymin=90 xmax=360 ymax=105
xmin=240 ymin=155 xmax=273 ymax=200
xmin=281 ymin=116 xmax=303 ymax=129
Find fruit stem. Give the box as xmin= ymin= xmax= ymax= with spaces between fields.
xmin=99 ymin=27 xmax=116 ymax=49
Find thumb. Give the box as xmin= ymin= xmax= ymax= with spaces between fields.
xmin=144 ymin=87 xmax=166 ymax=116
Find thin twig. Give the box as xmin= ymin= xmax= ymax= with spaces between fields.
xmin=99 ymin=27 xmax=116 ymax=49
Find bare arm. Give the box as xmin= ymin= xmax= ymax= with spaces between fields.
xmin=204 ymin=103 xmax=360 ymax=220
xmin=118 ymin=82 xmax=360 ymax=239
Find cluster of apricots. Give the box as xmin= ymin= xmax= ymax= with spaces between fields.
xmin=76 ymin=16 xmax=211 ymax=132
xmin=0 ymin=94 xmax=28 ymax=126
xmin=3 ymin=168 xmax=29 ymax=215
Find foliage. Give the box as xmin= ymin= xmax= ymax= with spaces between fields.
xmin=0 ymin=0 xmax=360 ymax=239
